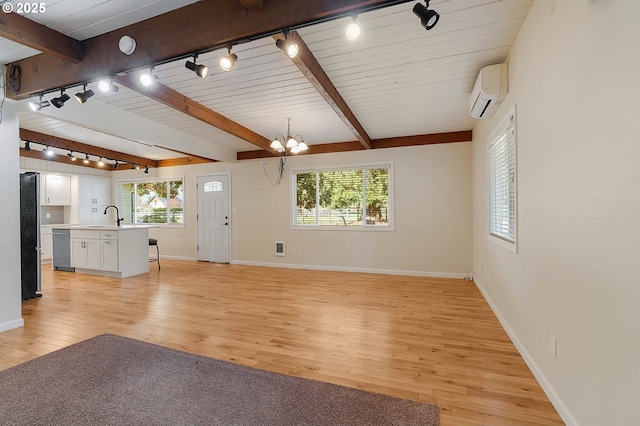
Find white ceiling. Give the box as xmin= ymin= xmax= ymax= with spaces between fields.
xmin=4 ymin=0 xmax=534 ymax=162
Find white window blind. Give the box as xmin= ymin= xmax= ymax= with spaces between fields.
xmin=488 ymin=112 xmax=516 ymax=244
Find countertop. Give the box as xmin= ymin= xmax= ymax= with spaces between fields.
xmin=52 ymin=224 xmax=159 ymax=231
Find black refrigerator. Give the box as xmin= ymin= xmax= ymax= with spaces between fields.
xmin=20 ymin=172 xmax=42 ymax=300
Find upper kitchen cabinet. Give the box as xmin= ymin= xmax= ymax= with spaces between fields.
xmin=72 ymin=176 xmax=111 ymax=225
xmin=78 ymin=176 xmax=110 ymax=207
xmin=40 ymin=174 xmax=71 ymax=206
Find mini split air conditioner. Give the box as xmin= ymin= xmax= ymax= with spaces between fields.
xmin=469 ymin=63 xmax=508 ymax=119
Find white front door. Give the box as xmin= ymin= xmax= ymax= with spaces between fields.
xmin=197 ymin=174 xmax=230 ymax=263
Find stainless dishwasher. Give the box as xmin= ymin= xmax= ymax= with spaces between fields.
xmin=52 ymin=229 xmax=75 ymax=272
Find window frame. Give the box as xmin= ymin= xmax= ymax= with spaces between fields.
xmin=115 ymin=176 xmax=185 ymax=228
xmin=487 ymin=107 xmax=517 ymax=251
xmin=290 ymin=162 xmax=394 ymax=231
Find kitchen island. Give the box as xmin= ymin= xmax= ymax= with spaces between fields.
xmin=52 ymin=225 xmax=153 ymax=278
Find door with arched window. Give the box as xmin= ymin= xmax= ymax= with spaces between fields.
xmin=197 ymin=174 xmax=230 ymax=263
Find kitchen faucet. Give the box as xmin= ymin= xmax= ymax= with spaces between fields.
xmin=104 ymin=205 xmax=124 ymax=227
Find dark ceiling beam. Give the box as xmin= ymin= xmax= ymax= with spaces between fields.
xmin=277 ymin=31 xmax=372 ymax=149
xmin=19 ymin=128 xmax=157 ymax=168
xmin=156 ymin=148 xmax=217 ymax=167
xmin=115 ymin=74 xmax=276 ymax=153
xmin=236 ymin=131 xmax=473 ymax=160
xmin=20 ymin=147 xmax=108 ymax=170
xmin=237 ymin=0 xmax=263 ymax=13
xmin=0 ymin=12 xmax=83 ymax=63
xmin=6 ymin=0 xmax=410 ymax=99
xmin=372 ymin=131 xmax=473 ymax=148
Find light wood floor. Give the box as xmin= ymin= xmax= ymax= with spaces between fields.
xmin=0 ymin=260 xmax=564 ymax=425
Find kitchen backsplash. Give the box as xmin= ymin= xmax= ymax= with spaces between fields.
xmin=41 ymin=206 xmax=65 ymax=224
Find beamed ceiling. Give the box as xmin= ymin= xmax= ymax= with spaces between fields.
xmin=1 ymin=0 xmax=534 ymax=169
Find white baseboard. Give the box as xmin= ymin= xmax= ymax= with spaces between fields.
xmin=230 ymin=260 xmax=468 ymax=279
xmin=156 ymin=255 xmax=197 ymax=261
xmin=473 ymin=277 xmax=578 ymax=426
xmin=0 ymin=318 xmax=24 ymax=333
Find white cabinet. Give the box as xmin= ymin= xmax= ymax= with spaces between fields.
xmin=77 ymin=176 xmax=111 ymax=225
xmin=68 ymin=227 xmax=149 ymax=278
xmin=100 ymin=230 xmax=118 ymax=271
xmin=41 ymin=174 xmax=71 ymax=205
xmin=41 ymin=226 xmax=53 ymax=260
xmin=70 ymin=231 xmax=101 ymax=270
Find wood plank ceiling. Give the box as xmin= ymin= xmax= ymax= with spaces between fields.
xmin=2 ymin=0 xmax=533 ymax=169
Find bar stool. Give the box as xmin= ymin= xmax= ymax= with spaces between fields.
xmin=149 ymin=238 xmax=160 ymax=269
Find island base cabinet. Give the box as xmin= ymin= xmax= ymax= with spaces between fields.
xmin=68 ymin=228 xmax=149 ymax=278
xmin=101 ymin=237 xmax=118 ymax=272
xmin=70 ymin=237 xmax=101 ymax=270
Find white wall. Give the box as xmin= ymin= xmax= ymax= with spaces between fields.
xmin=0 ymin=99 xmax=24 ymax=332
xmin=114 ymin=143 xmax=473 ymax=277
xmin=472 ymin=1 xmax=640 ymax=425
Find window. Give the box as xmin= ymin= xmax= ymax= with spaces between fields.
xmin=488 ymin=109 xmax=517 ymax=245
xmin=293 ymin=164 xmax=392 ymax=229
xmin=203 ymin=181 xmax=223 ymax=192
xmin=117 ymin=178 xmax=184 ymax=225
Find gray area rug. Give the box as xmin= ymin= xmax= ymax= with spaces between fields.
xmin=0 ymin=334 xmax=439 ymax=425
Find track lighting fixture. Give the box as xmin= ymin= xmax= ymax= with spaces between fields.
xmin=413 ymin=1 xmax=439 ymax=30
xmin=98 ymin=79 xmax=119 ymax=93
xmin=84 ymin=154 xmax=90 ymax=164
xmin=345 ymin=14 xmax=361 ymax=41
xmin=67 ymin=151 xmax=76 ymax=161
xmin=28 ymin=96 xmax=50 ymax=112
xmin=219 ymin=46 xmax=238 ymax=72
xmin=185 ymin=55 xmax=208 ymax=78
xmin=276 ymin=29 xmax=298 ymax=58
xmin=144 ymin=165 xmax=149 ymax=174
xmin=118 ymin=35 xmax=136 ymax=55
xmin=44 ymin=146 xmax=54 ymax=157
xmin=98 ymin=158 xmax=104 ymax=167
xmin=113 ymin=160 xmax=119 ymax=170
xmin=51 ymin=91 xmax=70 ymax=108
xmin=140 ymin=69 xmax=158 ymax=87
xmin=24 ymin=141 xmax=31 ymax=151
xmin=74 ymin=85 xmax=95 ymax=104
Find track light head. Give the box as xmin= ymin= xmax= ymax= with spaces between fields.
xmin=119 ymin=35 xmax=136 ymax=55
xmin=44 ymin=146 xmax=54 ymax=157
xmin=144 ymin=165 xmax=149 ymax=174
xmin=276 ymin=30 xmax=298 ymax=58
xmin=185 ymin=57 xmax=208 ymax=78
xmin=413 ymin=1 xmax=439 ymax=30
xmin=98 ymin=79 xmax=119 ymax=93
xmin=219 ymin=47 xmax=238 ymax=72
xmin=28 ymin=96 xmax=50 ymax=111
xmin=345 ymin=14 xmax=361 ymax=41
xmin=74 ymin=87 xmax=95 ymax=104
xmin=67 ymin=151 xmax=76 ymax=161
xmin=84 ymin=154 xmax=90 ymax=164
xmin=24 ymin=141 xmax=31 ymax=151
xmin=140 ymin=70 xmax=158 ymax=87
xmin=113 ymin=161 xmax=119 ymax=170
xmin=51 ymin=93 xmax=70 ymax=108
xmin=98 ymin=158 xmax=104 ymax=167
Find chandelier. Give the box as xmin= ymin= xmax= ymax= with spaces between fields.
xmin=270 ymin=118 xmax=308 ymax=154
